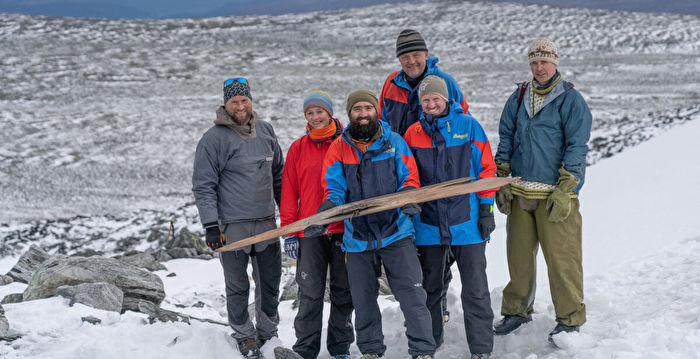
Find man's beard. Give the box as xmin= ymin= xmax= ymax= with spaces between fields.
xmin=348 ymin=116 xmax=380 ymax=141
xmin=230 ymin=107 xmax=253 ymax=125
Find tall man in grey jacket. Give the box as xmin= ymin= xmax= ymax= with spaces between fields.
xmin=192 ymin=77 xmax=284 ymax=358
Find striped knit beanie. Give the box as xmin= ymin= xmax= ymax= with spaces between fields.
xmin=303 ymin=91 xmax=334 ymax=117
xmin=528 ymin=38 xmax=559 ymax=65
xmin=396 ymin=29 xmax=428 ymax=57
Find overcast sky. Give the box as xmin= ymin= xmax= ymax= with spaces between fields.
xmin=1 ymin=0 xmax=697 ymax=19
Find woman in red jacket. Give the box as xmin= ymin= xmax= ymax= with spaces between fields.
xmin=280 ymin=91 xmax=354 ymax=359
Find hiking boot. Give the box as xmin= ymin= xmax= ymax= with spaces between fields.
xmin=332 ymin=355 xmax=350 ymax=359
xmin=412 ymin=356 xmax=433 ymax=359
xmin=493 ymin=314 xmax=532 ymax=335
xmin=360 ymin=354 xmax=381 ymax=359
xmin=548 ymin=323 xmax=580 ymax=344
xmin=237 ymin=337 xmax=262 ymax=358
xmin=443 ymin=309 xmax=450 ymax=323
xmin=471 ymin=353 xmax=491 ymax=359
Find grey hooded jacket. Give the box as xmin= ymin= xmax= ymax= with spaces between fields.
xmin=192 ymin=107 xmax=284 ymax=227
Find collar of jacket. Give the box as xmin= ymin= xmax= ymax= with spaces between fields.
xmin=214 ymin=106 xmax=257 ymax=139
xmin=524 ymin=79 xmax=575 ymax=118
xmin=391 ymin=56 xmax=441 ymax=91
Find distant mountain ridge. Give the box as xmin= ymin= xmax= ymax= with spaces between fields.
xmin=1 ymin=0 xmax=698 ymax=19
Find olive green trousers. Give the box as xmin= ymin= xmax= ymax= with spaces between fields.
xmin=500 ymin=196 xmax=586 ymax=326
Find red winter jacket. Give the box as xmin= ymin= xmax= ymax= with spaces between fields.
xmin=280 ymin=121 xmax=345 ymax=237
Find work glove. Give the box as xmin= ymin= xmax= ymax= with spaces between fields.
xmin=282 ymin=235 xmax=298 ymax=259
xmin=304 ymin=200 xmax=336 ymax=238
xmin=546 ymin=166 xmax=580 ymax=222
xmin=478 ymin=203 xmax=496 ymax=240
xmin=205 ymin=225 xmax=225 ymax=250
xmin=495 ymin=162 xmax=513 ymax=215
xmin=398 ymin=186 xmax=421 ymax=216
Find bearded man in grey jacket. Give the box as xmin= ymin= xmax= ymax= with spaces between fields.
xmin=192 ymin=77 xmax=284 ymax=358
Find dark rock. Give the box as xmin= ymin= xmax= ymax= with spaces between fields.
xmin=23 ymin=256 xmax=165 ymax=308
xmin=118 ymin=252 xmax=167 ymax=272
xmin=56 ymin=282 xmax=124 ymax=312
xmin=166 ymin=272 xmax=176 ymax=277
xmin=274 ymin=346 xmax=304 ymax=359
xmin=71 ymin=249 xmax=104 ymax=257
xmin=167 ymin=228 xmax=212 ymax=256
xmin=136 ymin=300 xmax=190 ymax=324
xmin=166 ymin=247 xmax=197 ymax=259
xmin=0 ymin=275 xmax=14 ymax=286
xmin=7 ymin=245 xmax=53 ymax=284
xmin=0 ymin=304 xmax=8 ymax=337
xmin=81 ymin=316 xmax=102 ymax=325
xmin=1 ymin=294 xmax=23 ymax=305
xmin=191 ymin=301 xmax=205 ymax=308
xmin=153 ymin=250 xmax=173 ymax=262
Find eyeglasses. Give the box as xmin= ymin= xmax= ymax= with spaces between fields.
xmin=224 ymin=77 xmax=248 ymax=86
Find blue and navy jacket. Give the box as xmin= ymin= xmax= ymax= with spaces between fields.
xmin=321 ymin=121 xmax=421 ymax=252
xmin=495 ymin=80 xmax=592 ymax=193
xmin=404 ymin=101 xmax=497 ymax=246
xmin=379 ymin=56 xmax=469 ymax=136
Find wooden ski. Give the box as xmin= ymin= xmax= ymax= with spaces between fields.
xmin=216 ymin=176 xmax=518 ymax=252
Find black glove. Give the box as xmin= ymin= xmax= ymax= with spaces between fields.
xmin=205 ymin=226 xmax=225 ymax=250
xmin=303 ymin=200 xmax=336 ymax=238
xmin=398 ymin=186 xmax=421 ymax=216
xmin=477 ymin=204 xmax=495 ymax=240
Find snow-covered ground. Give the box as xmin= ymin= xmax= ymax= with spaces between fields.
xmin=1 ymin=110 xmax=699 ymax=358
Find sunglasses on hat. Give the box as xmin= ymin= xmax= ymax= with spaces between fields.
xmin=224 ymin=77 xmax=248 ymax=86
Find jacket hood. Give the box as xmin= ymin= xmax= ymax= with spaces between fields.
xmin=214 ymin=106 xmax=258 ymax=139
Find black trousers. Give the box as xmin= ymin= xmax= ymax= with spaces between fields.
xmin=293 ymin=233 xmax=354 ymax=359
xmin=417 ymin=244 xmax=449 ymax=348
xmin=346 ymin=237 xmax=435 ymax=357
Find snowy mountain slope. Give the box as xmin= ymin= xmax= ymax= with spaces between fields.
xmin=1 ymin=116 xmax=699 ymax=358
xmin=1 ymin=0 xmax=699 ymax=222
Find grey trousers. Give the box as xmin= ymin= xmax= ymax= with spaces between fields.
xmin=220 ymin=219 xmax=282 ymax=342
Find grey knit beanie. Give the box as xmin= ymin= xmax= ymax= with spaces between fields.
xmin=419 ymin=75 xmax=448 ymax=101
xmin=527 ymin=38 xmax=559 ymax=65
xmin=396 ymin=29 xmax=428 ymax=57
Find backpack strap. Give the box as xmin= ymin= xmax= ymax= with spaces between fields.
xmin=513 ymin=82 xmax=528 ymax=133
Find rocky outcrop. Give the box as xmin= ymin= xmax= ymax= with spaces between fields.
xmin=1 ymin=294 xmax=23 ymax=305
xmin=116 ymin=252 xmax=167 ymax=272
xmin=0 ymin=275 xmax=13 ymax=286
xmin=23 ymin=256 xmax=165 ymax=310
xmin=6 ymin=245 xmax=53 ymax=284
xmin=0 ymin=304 xmax=8 ymax=338
xmin=56 ymin=282 xmax=124 ymax=312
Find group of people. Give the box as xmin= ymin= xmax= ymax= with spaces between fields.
xmin=192 ymin=29 xmax=592 ymax=359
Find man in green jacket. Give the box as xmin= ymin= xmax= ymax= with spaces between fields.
xmin=493 ymin=38 xmax=592 ymax=345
